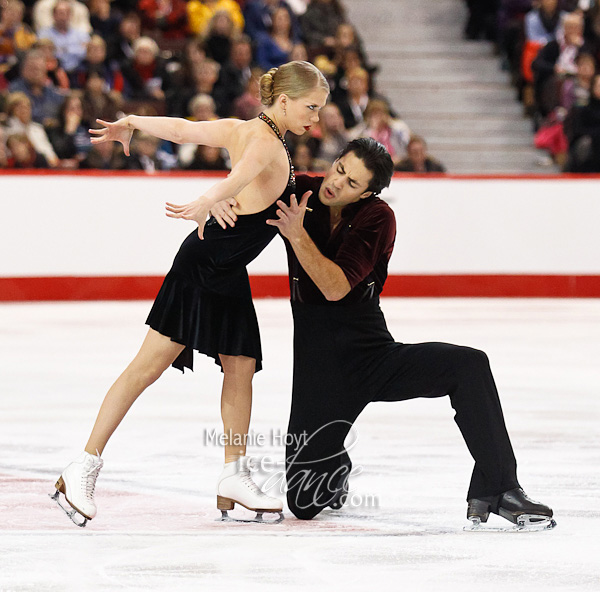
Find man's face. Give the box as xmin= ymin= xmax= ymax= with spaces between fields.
xmin=23 ymin=56 xmax=47 ymax=85
xmin=231 ymin=42 xmax=252 ymax=68
xmin=53 ymin=2 xmax=72 ymax=29
xmin=319 ymin=152 xmax=373 ymax=208
xmin=541 ymin=0 xmax=558 ymax=13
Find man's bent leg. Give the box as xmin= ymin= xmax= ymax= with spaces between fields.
xmin=374 ymin=342 xmax=519 ymax=500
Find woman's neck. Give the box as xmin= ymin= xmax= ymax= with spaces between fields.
xmin=262 ymin=108 xmax=288 ymax=135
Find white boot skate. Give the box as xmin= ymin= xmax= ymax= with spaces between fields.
xmin=50 ymin=451 xmax=104 ymax=527
xmin=216 ymin=456 xmax=284 ymax=523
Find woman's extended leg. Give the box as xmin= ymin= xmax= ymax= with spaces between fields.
xmin=85 ymin=328 xmax=185 ymax=455
xmin=219 ymin=354 xmax=256 ymax=464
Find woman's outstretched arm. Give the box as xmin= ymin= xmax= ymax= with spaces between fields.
xmin=90 ymin=116 xmax=238 ymax=155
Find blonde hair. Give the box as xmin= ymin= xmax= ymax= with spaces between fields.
xmin=259 ymin=61 xmax=329 ymax=106
xmin=133 ymin=36 xmax=160 ymax=58
xmin=6 ymin=92 xmax=31 ymax=116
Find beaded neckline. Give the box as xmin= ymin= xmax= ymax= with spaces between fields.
xmin=259 ymin=112 xmax=296 ymax=189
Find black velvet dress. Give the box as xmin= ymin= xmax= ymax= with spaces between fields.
xmin=146 ymin=113 xmax=295 ymax=373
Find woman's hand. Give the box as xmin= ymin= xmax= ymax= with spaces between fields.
xmin=166 ymin=197 xmax=213 ymax=239
xmin=89 ymin=117 xmax=134 ymax=156
xmin=210 ymin=198 xmax=238 ymax=229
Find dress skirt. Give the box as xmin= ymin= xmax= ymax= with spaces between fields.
xmin=146 ymin=206 xmax=283 ymax=373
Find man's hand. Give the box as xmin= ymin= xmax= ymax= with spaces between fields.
xmin=266 ymin=191 xmax=312 ymax=240
xmin=210 ymin=197 xmax=238 ymax=229
xmin=166 ymin=196 xmax=213 ymax=239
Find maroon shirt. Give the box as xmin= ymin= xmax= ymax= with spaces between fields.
xmin=285 ymin=174 xmax=396 ymax=305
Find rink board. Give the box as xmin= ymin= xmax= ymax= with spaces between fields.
xmin=1 ymin=172 xmax=600 ymax=299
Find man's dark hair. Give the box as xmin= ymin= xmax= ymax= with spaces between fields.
xmin=338 ymin=138 xmax=393 ymax=196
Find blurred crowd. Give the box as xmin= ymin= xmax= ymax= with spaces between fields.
xmin=464 ymin=0 xmax=600 ymax=172
xmin=0 ymin=0 xmax=444 ymax=173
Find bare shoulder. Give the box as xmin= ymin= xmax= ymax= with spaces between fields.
xmin=236 ymin=118 xmax=282 ymax=153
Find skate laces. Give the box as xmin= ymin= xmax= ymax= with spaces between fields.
xmin=82 ymin=456 xmax=103 ymax=501
xmin=238 ymin=457 xmax=268 ymax=497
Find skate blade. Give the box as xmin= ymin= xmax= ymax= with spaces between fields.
xmin=217 ymin=509 xmax=285 ymax=524
xmin=49 ymin=490 xmax=88 ymax=528
xmin=464 ymin=515 xmax=556 ymax=532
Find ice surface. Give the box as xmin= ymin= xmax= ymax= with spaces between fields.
xmin=0 ymin=299 xmax=598 ymax=591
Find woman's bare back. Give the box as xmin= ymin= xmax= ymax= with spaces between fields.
xmin=220 ymin=118 xmax=293 ymax=215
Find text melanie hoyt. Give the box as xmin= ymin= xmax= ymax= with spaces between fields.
xmin=203 ymin=428 xmax=308 ymax=449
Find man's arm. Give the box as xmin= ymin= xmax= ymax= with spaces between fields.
xmin=267 ymin=193 xmax=351 ymax=301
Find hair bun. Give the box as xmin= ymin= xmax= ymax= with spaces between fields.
xmin=259 ymin=67 xmax=278 ymax=106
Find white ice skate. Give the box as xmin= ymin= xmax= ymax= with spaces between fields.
xmin=50 ymin=451 xmax=103 ymax=527
xmin=216 ymin=456 xmax=284 ymax=523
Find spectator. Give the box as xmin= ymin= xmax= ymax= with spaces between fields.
xmin=525 ymin=0 xmax=565 ymax=44
xmin=187 ymin=0 xmax=244 ymax=37
xmin=33 ymin=0 xmax=92 ymax=35
xmin=70 ymin=35 xmax=124 ymax=92
xmin=332 ymin=23 xmax=366 ymax=68
xmin=561 ymin=51 xmax=595 ymax=110
xmin=181 ymin=58 xmax=226 ymax=115
xmin=231 ymin=65 xmax=263 ymax=119
xmin=214 ymin=34 xmax=253 ymax=115
xmin=81 ymin=71 xmax=121 ymax=126
xmin=3 ymin=91 xmax=59 ymax=165
xmin=120 ymin=36 xmax=169 ymax=100
xmin=138 ymin=0 xmax=188 ymax=40
xmin=88 ymin=0 xmax=121 ymax=44
xmin=255 ymin=6 xmax=295 ymax=70
xmin=567 ymin=73 xmax=600 ymax=171
xmin=395 ymin=135 xmax=446 ymax=173
xmin=351 ymin=99 xmax=410 ymax=166
xmin=34 ymin=38 xmax=70 ymax=90
xmin=333 ymin=66 xmax=371 ymax=129
xmin=497 ymin=0 xmax=534 ymax=85
xmin=533 ymin=11 xmax=585 ymax=116
xmin=80 ymin=138 xmax=126 ymax=169
xmin=107 ymin=12 xmax=140 ymax=66
xmin=0 ymin=0 xmax=36 ymax=69
xmin=300 ymin=0 xmax=345 ymax=53
xmin=0 ymin=128 xmax=8 ymax=167
xmin=183 ymin=143 xmax=228 ymax=169
xmin=292 ymin=140 xmax=313 ymax=171
xmin=124 ymin=130 xmax=164 ymax=172
xmin=9 ymin=49 xmax=64 ymax=124
xmin=464 ymin=0 xmax=499 ymax=41
xmin=46 ymin=91 xmax=91 ymax=164
xmin=169 ymin=36 xmax=206 ymax=86
xmin=290 ymin=42 xmax=308 ymax=61
xmin=205 ymin=10 xmax=235 ymax=65
xmin=306 ymin=101 xmax=348 ymax=170
xmin=38 ymin=0 xmax=90 ymax=73
xmin=177 ymin=92 xmax=218 ymax=166
xmin=243 ymin=0 xmax=302 ymax=42
xmin=5 ymin=132 xmax=49 ymax=167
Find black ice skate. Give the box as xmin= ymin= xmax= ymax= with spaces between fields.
xmin=465 ymin=487 xmax=556 ymax=532
xmin=328 ymin=472 xmax=349 ymax=510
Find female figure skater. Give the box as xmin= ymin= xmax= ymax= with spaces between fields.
xmin=52 ymin=61 xmax=329 ymax=526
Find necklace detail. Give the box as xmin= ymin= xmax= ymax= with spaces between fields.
xmin=259 ymin=112 xmax=296 ymax=188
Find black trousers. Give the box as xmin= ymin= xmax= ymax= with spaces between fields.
xmin=286 ymin=299 xmax=519 ymax=520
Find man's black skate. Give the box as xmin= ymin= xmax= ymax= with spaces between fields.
xmin=465 ymin=487 xmax=556 ymax=532
xmin=328 ymin=472 xmax=349 ymax=510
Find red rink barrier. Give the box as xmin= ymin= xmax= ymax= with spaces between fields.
xmin=1 ymin=274 xmax=599 ymax=301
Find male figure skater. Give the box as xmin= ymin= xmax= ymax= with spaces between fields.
xmin=265 ymin=138 xmax=555 ymax=530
